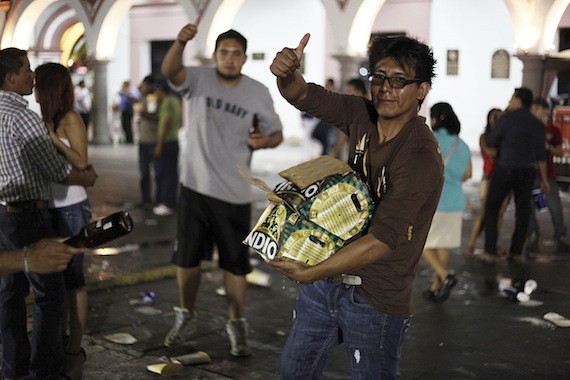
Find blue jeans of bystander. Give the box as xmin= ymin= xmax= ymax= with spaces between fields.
xmin=51 ymin=199 xmax=92 ymax=290
xmin=280 ymin=280 xmax=410 ymax=380
xmin=0 ymin=207 xmax=65 ymax=379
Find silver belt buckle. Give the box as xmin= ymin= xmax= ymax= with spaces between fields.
xmin=343 ymin=275 xmax=362 ymax=286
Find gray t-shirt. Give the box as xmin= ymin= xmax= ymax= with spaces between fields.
xmin=171 ymin=66 xmax=283 ymax=204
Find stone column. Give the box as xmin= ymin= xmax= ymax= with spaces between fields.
xmin=516 ymin=53 xmax=545 ymax=97
xmin=332 ymin=54 xmax=366 ymax=92
xmin=91 ymin=59 xmax=110 ymax=145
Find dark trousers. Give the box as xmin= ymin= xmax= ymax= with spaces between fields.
xmin=121 ymin=110 xmax=134 ymax=144
xmin=0 ymin=207 xmax=65 ymax=379
xmin=79 ymin=112 xmax=90 ymax=130
xmin=139 ymin=143 xmax=157 ymax=204
xmin=484 ymin=166 xmax=536 ymax=256
xmin=155 ymin=140 xmax=179 ymax=209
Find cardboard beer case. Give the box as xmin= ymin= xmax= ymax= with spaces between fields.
xmin=241 ymin=155 xmax=375 ymax=266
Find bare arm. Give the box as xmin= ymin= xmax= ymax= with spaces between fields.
xmin=49 ymin=111 xmax=88 ymax=170
xmin=268 ymin=234 xmax=391 ymax=284
xmin=162 ymin=24 xmax=198 ymax=86
xmin=479 ymin=134 xmax=497 ymax=159
xmin=463 ymin=159 xmax=473 ymax=182
xmin=537 ymin=161 xmax=550 ymax=193
xmin=270 ymin=34 xmax=311 ymax=103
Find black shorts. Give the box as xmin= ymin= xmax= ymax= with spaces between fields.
xmin=172 ymin=186 xmax=252 ymax=275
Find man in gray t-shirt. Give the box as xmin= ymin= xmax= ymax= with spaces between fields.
xmin=161 ymin=25 xmax=283 ymax=357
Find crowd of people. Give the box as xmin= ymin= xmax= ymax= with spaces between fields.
xmin=0 ymin=21 xmax=568 ymax=380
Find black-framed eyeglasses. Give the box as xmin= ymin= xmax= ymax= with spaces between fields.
xmin=368 ymin=73 xmax=422 ymax=89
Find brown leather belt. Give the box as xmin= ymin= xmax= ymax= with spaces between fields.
xmin=0 ymin=200 xmax=49 ymax=213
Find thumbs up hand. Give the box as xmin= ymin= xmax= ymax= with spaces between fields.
xmin=270 ymin=33 xmax=311 ymax=78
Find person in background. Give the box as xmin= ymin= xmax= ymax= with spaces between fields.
xmin=465 ymin=108 xmax=511 ymax=257
xmin=330 ymin=77 xmax=370 ymax=160
xmin=269 ymin=33 xmax=443 ymax=379
xmin=152 ymin=79 xmax=181 ymax=216
xmin=137 ymin=75 xmax=159 ymax=207
xmin=310 ymin=78 xmax=337 ymax=155
xmin=0 ymin=47 xmax=96 ymax=380
xmin=74 ymin=80 xmax=91 ymax=131
xmin=115 ymin=80 xmax=139 ymax=144
xmin=35 ymin=62 xmax=92 ymax=380
xmin=161 ymin=25 xmax=283 ymax=356
xmin=527 ymin=97 xmax=570 ymax=253
xmin=482 ymin=87 xmax=549 ymax=263
xmin=422 ymin=102 xmax=472 ymax=303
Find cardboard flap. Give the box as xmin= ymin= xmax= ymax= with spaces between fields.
xmin=278 ymin=156 xmax=352 ymax=189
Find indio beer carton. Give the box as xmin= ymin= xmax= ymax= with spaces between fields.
xmin=241 ymin=156 xmax=374 ymax=266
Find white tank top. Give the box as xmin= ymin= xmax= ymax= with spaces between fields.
xmin=49 ymin=137 xmax=88 ymax=208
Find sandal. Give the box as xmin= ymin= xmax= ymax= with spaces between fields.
xmin=463 ymin=246 xmax=475 ymax=257
xmin=63 ymin=347 xmax=86 ymax=380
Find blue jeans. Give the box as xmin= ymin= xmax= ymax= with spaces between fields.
xmin=528 ymin=178 xmax=567 ymax=240
xmin=51 ymin=199 xmax=92 ymax=290
xmin=0 ymin=207 xmax=65 ymax=380
xmin=280 ymin=280 xmax=410 ymax=380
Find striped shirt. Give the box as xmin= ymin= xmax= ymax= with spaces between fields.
xmin=0 ymin=90 xmax=71 ymax=202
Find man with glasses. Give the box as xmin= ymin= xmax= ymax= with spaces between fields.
xmin=269 ymin=34 xmax=443 ymax=379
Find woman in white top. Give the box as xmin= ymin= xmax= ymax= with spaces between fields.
xmin=35 ymin=62 xmax=90 ymax=380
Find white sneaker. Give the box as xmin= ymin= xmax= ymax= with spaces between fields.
xmin=226 ymin=318 xmax=251 ymax=357
xmin=164 ymin=307 xmax=197 ymax=347
xmin=153 ymin=204 xmax=174 ymax=216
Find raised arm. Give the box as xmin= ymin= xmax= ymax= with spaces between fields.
xmin=161 ymin=24 xmax=198 ymax=86
xmin=270 ymin=34 xmax=311 ymax=103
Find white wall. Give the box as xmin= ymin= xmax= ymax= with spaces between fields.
xmin=233 ymin=0 xmax=326 ymax=140
xmin=429 ymin=0 xmax=523 ymax=151
xmin=120 ymin=0 xmax=536 ymax=151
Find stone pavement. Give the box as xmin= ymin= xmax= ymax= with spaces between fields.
xmin=2 ymin=142 xmax=570 ymax=379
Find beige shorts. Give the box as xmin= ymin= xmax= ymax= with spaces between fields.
xmin=424 ymin=211 xmax=463 ymax=249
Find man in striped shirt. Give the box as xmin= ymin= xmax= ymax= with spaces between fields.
xmin=0 ymin=47 xmax=96 ymax=380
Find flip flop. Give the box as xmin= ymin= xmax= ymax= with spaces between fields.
xmin=543 ymin=312 xmax=570 ymax=327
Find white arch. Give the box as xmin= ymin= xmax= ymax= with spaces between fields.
xmin=205 ymin=0 xmax=245 ymax=55
xmin=544 ymin=0 xmax=570 ymax=52
xmin=42 ymin=7 xmax=76 ymax=49
xmin=348 ymin=0 xmax=387 ymax=56
xmin=2 ymin=0 xmax=58 ymax=49
xmin=93 ymin=0 xmax=133 ymax=60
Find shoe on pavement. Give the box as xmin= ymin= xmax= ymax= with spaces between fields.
xmin=526 ymin=232 xmax=539 ymax=253
xmin=153 ymin=204 xmax=174 ymax=216
xmin=226 ymin=318 xmax=252 ymax=357
xmin=434 ymin=274 xmax=458 ymax=303
xmin=475 ymin=252 xmax=496 ymax=264
xmin=164 ymin=307 xmax=197 ymax=347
